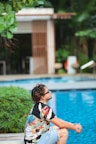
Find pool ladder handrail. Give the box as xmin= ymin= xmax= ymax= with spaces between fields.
xmin=80 ymin=60 xmax=96 ymax=73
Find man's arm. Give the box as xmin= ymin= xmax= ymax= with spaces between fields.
xmin=50 ymin=117 xmax=82 ymax=133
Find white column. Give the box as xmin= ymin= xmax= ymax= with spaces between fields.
xmin=47 ymin=20 xmax=55 ymax=74
xmin=29 ymin=57 xmax=34 ymax=74
xmin=67 ymin=56 xmax=77 ymax=74
xmin=26 ymin=57 xmax=34 ymax=74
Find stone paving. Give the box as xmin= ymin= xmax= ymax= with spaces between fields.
xmin=0 ymin=133 xmax=24 ymax=144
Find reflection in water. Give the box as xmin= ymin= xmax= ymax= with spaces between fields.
xmin=69 ymin=92 xmax=77 ymax=103
xmin=82 ymin=92 xmax=94 ymax=105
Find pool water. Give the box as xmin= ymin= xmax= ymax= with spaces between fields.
xmin=49 ymin=89 xmax=96 ymax=144
xmin=0 ymin=76 xmax=96 ymax=86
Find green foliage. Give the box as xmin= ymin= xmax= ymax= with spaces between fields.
xmin=0 ymin=86 xmax=33 ymax=133
xmin=0 ymin=3 xmax=17 ymax=39
xmin=44 ymin=1 xmax=52 ymax=8
xmin=75 ymin=29 xmax=96 ymax=38
xmin=58 ymin=10 xmax=65 ymax=13
xmin=0 ymin=0 xmax=39 ymax=12
xmin=93 ymin=52 xmax=96 ymax=61
xmin=79 ymin=52 xmax=91 ymax=73
xmin=75 ymin=12 xmax=89 ymax=23
xmin=0 ymin=0 xmax=41 ymax=39
xmin=56 ymin=45 xmax=70 ymax=63
xmin=75 ymin=11 xmax=96 ymax=38
xmin=74 ymin=1 xmax=96 ymax=39
xmin=57 ymin=68 xmax=66 ymax=74
xmin=79 ymin=52 xmax=89 ymax=66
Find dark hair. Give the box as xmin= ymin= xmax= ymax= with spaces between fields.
xmin=31 ymin=84 xmax=46 ymax=103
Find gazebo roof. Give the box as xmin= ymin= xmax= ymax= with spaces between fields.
xmin=16 ymin=8 xmax=76 ymax=21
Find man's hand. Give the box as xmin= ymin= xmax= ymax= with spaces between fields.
xmin=74 ymin=124 xmax=82 ymax=133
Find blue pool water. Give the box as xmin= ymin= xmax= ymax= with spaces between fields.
xmin=0 ymin=76 xmax=96 ymax=86
xmin=49 ymin=90 xmax=96 ymax=144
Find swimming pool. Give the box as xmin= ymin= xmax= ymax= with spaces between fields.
xmin=0 ymin=75 xmax=96 ymax=84
xmin=0 ymin=75 xmax=96 ymax=143
xmin=0 ymin=75 xmax=96 ymax=90
xmin=49 ymin=89 xmax=96 ymax=144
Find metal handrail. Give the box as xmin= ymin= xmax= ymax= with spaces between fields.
xmin=80 ymin=60 xmax=95 ymax=70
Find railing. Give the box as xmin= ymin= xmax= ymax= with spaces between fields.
xmin=80 ymin=60 xmax=96 ymax=74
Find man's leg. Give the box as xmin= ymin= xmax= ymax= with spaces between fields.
xmin=37 ymin=127 xmax=59 ymax=144
xmin=57 ymin=128 xmax=68 ymax=144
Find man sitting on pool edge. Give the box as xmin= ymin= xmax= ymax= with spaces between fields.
xmin=24 ymin=84 xmax=82 ymax=144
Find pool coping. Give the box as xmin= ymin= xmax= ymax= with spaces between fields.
xmin=0 ymin=133 xmax=24 ymax=144
xmin=19 ymin=81 xmax=96 ymax=90
xmin=0 ymin=74 xmax=96 ymax=90
xmin=0 ymin=81 xmax=96 ymax=90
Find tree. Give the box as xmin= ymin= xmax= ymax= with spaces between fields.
xmin=48 ymin=0 xmax=96 ymax=60
xmin=73 ymin=0 xmax=96 ymax=59
xmin=0 ymin=0 xmax=44 ymax=50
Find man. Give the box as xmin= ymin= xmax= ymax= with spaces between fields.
xmin=24 ymin=84 xmax=82 ymax=144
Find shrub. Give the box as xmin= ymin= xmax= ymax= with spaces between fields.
xmin=56 ymin=45 xmax=70 ymax=63
xmin=0 ymin=86 xmax=33 ymax=133
xmin=57 ymin=68 xmax=66 ymax=74
xmin=79 ymin=52 xmax=92 ymax=73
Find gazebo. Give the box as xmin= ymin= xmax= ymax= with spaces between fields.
xmin=16 ymin=8 xmax=75 ymax=74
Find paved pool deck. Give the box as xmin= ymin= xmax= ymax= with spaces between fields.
xmin=0 ymin=73 xmax=96 ymax=90
xmin=0 ymin=133 xmax=24 ymax=144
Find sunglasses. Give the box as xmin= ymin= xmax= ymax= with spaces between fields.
xmin=44 ymin=90 xmax=51 ymax=95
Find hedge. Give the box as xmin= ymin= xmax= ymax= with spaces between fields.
xmin=0 ymin=86 xmax=33 ymax=133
